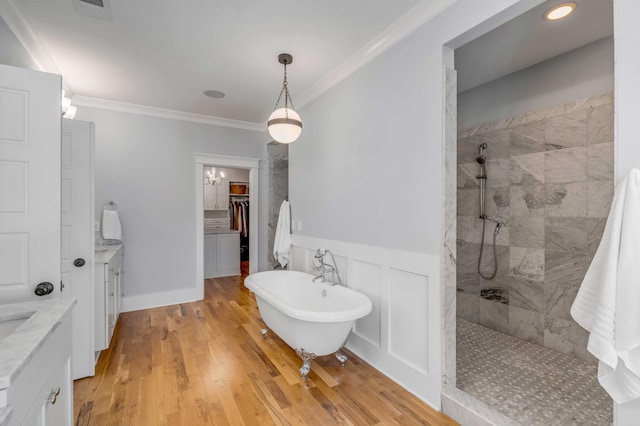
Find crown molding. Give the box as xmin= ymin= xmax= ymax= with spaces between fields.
xmin=1 ymin=0 xmax=455 ymax=127
xmin=0 ymin=0 xmax=74 ymax=95
xmin=73 ymin=96 xmax=265 ymax=132
xmin=295 ymin=0 xmax=456 ymax=108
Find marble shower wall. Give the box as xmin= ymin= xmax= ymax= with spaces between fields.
xmin=267 ymin=142 xmax=289 ymax=270
xmin=456 ymin=92 xmax=614 ymax=363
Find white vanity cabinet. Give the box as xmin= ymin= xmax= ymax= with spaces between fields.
xmin=20 ymin=346 xmax=71 ymax=426
xmin=204 ymin=231 xmax=240 ymax=278
xmin=0 ymin=300 xmax=75 ymax=426
xmin=95 ymin=245 xmax=123 ymax=353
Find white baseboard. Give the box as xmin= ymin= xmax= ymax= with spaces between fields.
xmin=121 ymin=287 xmax=203 ymax=313
xmin=204 ymin=269 xmax=240 ymax=279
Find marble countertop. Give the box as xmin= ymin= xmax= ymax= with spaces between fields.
xmin=95 ymin=244 xmax=123 ymax=264
xmin=205 ymin=229 xmax=239 ymax=235
xmin=0 ymin=298 xmax=76 ymax=389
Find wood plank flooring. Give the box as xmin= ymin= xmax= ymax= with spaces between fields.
xmin=74 ymin=268 xmax=457 ymax=425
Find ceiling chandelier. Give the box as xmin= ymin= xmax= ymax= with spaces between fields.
xmin=205 ymin=168 xmax=225 ymax=185
xmin=267 ymin=53 xmax=302 ymax=144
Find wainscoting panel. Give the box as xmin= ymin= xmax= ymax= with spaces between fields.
xmin=290 ymin=246 xmax=306 ymax=272
xmin=352 ymin=260 xmax=382 ymax=347
xmin=291 ymin=234 xmax=442 ymax=408
xmin=389 ymin=268 xmax=430 ymax=374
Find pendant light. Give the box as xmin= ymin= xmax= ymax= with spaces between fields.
xmin=267 ymin=53 xmax=302 ymax=144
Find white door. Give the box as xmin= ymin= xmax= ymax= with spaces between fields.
xmin=61 ymin=118 xmax=95 ymax=379
xmin=0 ymin=64 xmax=61 ymax=304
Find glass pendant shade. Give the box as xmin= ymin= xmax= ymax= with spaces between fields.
xmin=267 ymin=107 xmax=302 ymax=144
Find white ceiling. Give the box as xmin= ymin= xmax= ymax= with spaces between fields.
xmin=455 ymin=0 xmax=613 ymax=93
xmin=5 ymin=0 xmax=445 ymax=125
xmin=2 ymin=0 xmax=614 ymax=125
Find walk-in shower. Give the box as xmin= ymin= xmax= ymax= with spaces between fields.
xmin=454 ymin=93 xmax=615 ymax=424
xmin=475 ymin=143 xmax=503 ymax=280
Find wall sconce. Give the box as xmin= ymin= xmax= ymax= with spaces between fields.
xmin=61 ymin=90 xmax=78 ymax=119
xmin=267 ymin=53 xmax=302 ymax=144
xmin=205 ymin=168 xmax=225 ymax=185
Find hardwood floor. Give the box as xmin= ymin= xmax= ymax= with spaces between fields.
xmin=74 ymin=270 xmax=457 ymax=425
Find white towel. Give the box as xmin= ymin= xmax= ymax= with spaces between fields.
xmin=273 ymin=200 xmax=291 ymax=268
xmin=102 ymin=209 xmax=122 ymax=240
xmin=571 ymin=168 xmax=640 ymax=403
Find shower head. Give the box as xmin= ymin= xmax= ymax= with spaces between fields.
xmin=477 ymin=143 xmax=488 ymax=164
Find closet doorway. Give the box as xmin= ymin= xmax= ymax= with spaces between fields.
xmin=194 ymin=154 xmax=259 ymax=298
xmin=203 ymin=165 xmax=250 ymax=277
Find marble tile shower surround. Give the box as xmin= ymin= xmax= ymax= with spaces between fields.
xmin=456 ymin=92 xmax=614 ymax=363
xmin=267 ymin=143 xmax=289 ymax=270
xmin=442 ymin=67 xmax=458 ymax=387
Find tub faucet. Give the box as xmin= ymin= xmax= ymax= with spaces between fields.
xmin=312 ymin=249 xmax=343 ymax=286
xmin=312 ymin=262 xmax=334 ymax=283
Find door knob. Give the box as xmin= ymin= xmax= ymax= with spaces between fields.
xmin=74 ymin=258 xmax=86 ymax=267
xmin=34 ymin=282 xmax=54 ymax=296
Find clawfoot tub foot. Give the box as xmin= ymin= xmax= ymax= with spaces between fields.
xmin=295 ymin=348 xmax=317 ymax=380
xmin=300 ymin=358 xmax=311 ymax=380
xmin=335 ymin=349 xmax=348 ymax=367
xmin=260 ymin=328 xmax=268 ymax=339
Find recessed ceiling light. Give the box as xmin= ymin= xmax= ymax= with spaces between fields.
xmin=544 ymin=2 xmax=577 ymax=21
xmin=204 ymin=90 xmax=225 ymax=99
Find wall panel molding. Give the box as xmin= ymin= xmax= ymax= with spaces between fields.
xmin=290 ymin=234 xmax=442 ymax=408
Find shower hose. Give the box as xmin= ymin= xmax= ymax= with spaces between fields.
xmin=477 ymin=218 xmax=500 ymax=280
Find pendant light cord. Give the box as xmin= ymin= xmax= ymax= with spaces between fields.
xmin=272 ymin=62 xmax=295 ymax=119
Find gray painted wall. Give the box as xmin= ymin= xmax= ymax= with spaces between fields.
xmin=76 ymin=106 xmax=266 ymax=297
xmin=0 ymin=18 xmax=271 ymax=299
xmin=290 ymin=33 xmax=443 ymax=253
xmin=288 ymin=0 xmax=548 ymax=255
xmin=458 ymin=36 xmax=614 ymax=129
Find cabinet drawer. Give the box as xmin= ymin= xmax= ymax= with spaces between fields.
xmin=204 ymin=218 xmax=229 ymax=231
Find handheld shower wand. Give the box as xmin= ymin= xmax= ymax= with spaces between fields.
xmin=477 ymin=143 xmax=488 ymax=219
xmin=475 ymin=143 xmax=503 ymax=280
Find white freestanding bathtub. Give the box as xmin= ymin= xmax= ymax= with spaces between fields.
xmin=244 ymin=270 xmax=372 ymax=379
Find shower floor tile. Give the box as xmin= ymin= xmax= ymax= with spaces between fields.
xmin=457 ymin=319 xmax=612 ymax=425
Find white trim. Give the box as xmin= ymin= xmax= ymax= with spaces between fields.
xmin=205 ymin=270 xmax=241 ymax=279
xmin=295 ymin=0 xmax=457 ymax=109
xmin=292 ymin=234 xmax=439 ymax=275
xmin=3 ymin=0 xmax=455 ymax=126
xmin=74 ymin=96 xmax=264 ymax=131
xmin=194 ymin=153 xmax=259 ymax=169
xmin=195 ymin=154 xmax=260 ymax=298
xmin=121 ymin=287 xmax=201 ymax=313
xmin=195 ymin=162 xmax=205 ymax=301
